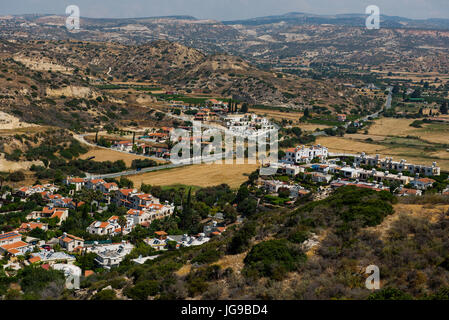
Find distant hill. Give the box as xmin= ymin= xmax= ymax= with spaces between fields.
xmin=222 ymin=11 xmax=449 ymax=30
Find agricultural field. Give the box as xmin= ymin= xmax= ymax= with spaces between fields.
xmin=316 ymin=116 xmax=449 ymax=170
xmin=298 ymin=123 xmax=333 ymax=132
xmin=368 ymin=117 xmax=449 ymax=145
xmin=249 ymin=107 xmax=304 ymax=123
xmin=127 ymin=163 xmax=259 ymax=189
xmin=78 ymin=147 xmax=166 ymax=167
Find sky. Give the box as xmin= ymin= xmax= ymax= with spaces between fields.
xmin=0 ymin=0 xmax=448 ymax=20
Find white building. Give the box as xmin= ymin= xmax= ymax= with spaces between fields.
xmin=355 ymin=153 xmax=440 ymax=176
xmin=410 ymin=177 xmax=436 ymax=190
xmin=90 ymin=242 xmax=134 ymax=269
xmin=283 ymin=145 xmax=328 ymax=164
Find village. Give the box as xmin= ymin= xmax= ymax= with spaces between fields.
xmin=1 ymin=142 xmax=447 ymax=284
xmin=0 ymin=175 xmax=230 ymax=288
xmin=259 ymin=144 xmax=448 ymax=204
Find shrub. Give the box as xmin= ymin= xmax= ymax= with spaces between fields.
xmin=243 ymin=239 xmax=306 ymax=280
xmin=92 ymin=289 xmax=117 ymax=300
xmin=368 ymin=287 xmax=413 ymax=300
xmin=124 ymin=280 xmax=160 ymax=300
xmin=8 ymin=171 xmax=25 ymax=182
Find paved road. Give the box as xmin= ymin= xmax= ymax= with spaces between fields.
xmin=74 ymin=133 xmax=230 ymax=179
xmin=85 ymin=162 xmax=189 ymax=179
xmin=312 ymin=86 xmax=392 ymax=137
xmin=73 ymin=134 xmax=167 ymax=163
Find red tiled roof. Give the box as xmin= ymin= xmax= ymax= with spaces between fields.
xmin=1 ymin=241 xmax=28 ymax=251
xmin=84 ymin=270 xmax=94 ymax=277
xmin=29 ymin=256 xmax=41 ymax=264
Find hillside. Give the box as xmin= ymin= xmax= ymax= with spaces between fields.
xmin=0 ymin=39 xmax=362 ymax=128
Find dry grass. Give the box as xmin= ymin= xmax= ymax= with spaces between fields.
xmin=298 ymin=123 xmax=333 ymax=131
xmin=316 ymin=135 xmax=449 ymax=170
xmin=316 ymin=136 xmax=391 ymax=154
xmin=316 ymin=116 xmax=449 ymax=170
xmin=249 ymin=107 xmax=303 ymax=123
xmin=368 ymin=118 xmax=418 ymax=137
xmin=128 ymin=163 xmax=259 ymax=189
xmin=368 ymin=118 xmax=449 ymax=144
xmin=366 ymin=203 xmax=449 ymax=240
xmin=175 ymin=264 xmax=192 ymax=277
xmin=214 ymin=252 xmax=247 ymax=273
xmin=79 ymin=147 xmax=166 ymax=167
xmin=0 ymin=154 xmax=43 ymax=172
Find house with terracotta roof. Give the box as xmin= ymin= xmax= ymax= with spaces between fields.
xmin=58 ymin=233 xmax=84 ymax=252
xmin=16 ymin=184 xmax=59 ymax=198
xmin=411 ymin=177 xmax=436 ymax=190
xmin=38 ymin=207 xmax=69 ymax=224
xmin=17 ymin=222 xmax=48 ymax=233
xmin=113 ymin=188 xmax=138 ymax=207
xmin=154 ymin=231 xmax=168 ymax=240
xmin=129 ymin=193 xmax=160 ymax=209
xmin=85 ymin=179 xmax=106 ymax=190
xmin=203 ymin=221 xmax=227 ymax=237
xmin=0 ymin=240 xmax=32 ymax=256
xmin=112 ymin=140 xmax=133 ymax=152
xmin=0 ymin=231 xmax=22 ymax=246
xmin=127 ymin=209 xmax=152 ymax=226
xmin=397 ymin=187 xmax=422 ymax=197
xmin=87 ymin=215 xmax=131 ymax=236
xmin=29 ymin=256 xmax=42 ymax=264
xmin=87 ymin=221 xmax=116 ymax=236
xmin=98 ymin=182 xmax=119 ymax=194
xmin=64 ymin=177 xmax=86 ymax=192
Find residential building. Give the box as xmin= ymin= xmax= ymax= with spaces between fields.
xmin=411 ymin=177 xmax=436 ymax=190
xmin=64 ymin=177 xmax=86 ymax=192
xmin=397 ymin=187 xmax=422 ymax=197
xmin=17 ymin=222 xmax=48 ymax=233
xmin=112 ymin=141 xmax=133 ymax=152
xmin=58 ymin=233 xmax=84 ymax=252
xmin=304 ymin=172 xmax=333 ymax=183
xmin=0 ymin=240 xmax=32 ymax=256
xmin=91 ymin=242 xmax=134 ymax=269
xmin=30 ymin=251 xmax=76 ymax=265
xmin=355 ymin=154 xmax=440 ymax=176
xmin=98 ymin=182 xmax=119 ymax=194
xmin=282 ymin=145 xmax=328 ymax=164
xmin=85 ymin=179 xmax=106 ymax=190
xmin=87 ymin=216 xmax=131 ymax=236
xmin=0 ymin=231 xmax=22 ymax=246
xmin=355 ymin=153 xmax=380 ymax=167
